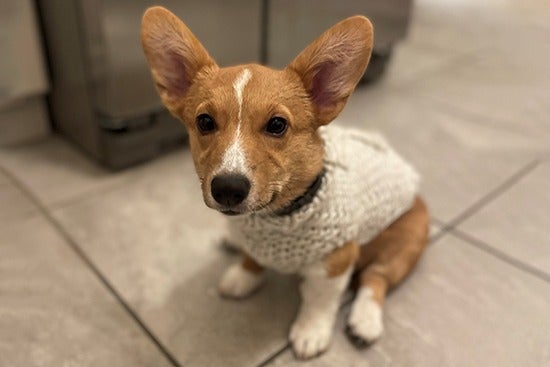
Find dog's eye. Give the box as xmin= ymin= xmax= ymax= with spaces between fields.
xmin=196 ymin=114 xmax=217 ymax=135
xmin=265 ymin=117 xmax=288 ymax=137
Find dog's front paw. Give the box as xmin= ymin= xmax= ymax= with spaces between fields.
xmin=290 ymin=316 xmax=333 ymax=359
xmin=346 ymin=288 xmax=384 ymax=346
xmin=218 ymin=263 xmax=264 ymax=299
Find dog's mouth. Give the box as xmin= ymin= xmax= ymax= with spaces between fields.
xmin=220 ymin=209 xmax=241 ymax=216
xmin=217 ymin=193 xmax=278 ymax=217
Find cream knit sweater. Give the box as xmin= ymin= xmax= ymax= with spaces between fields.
xmin=228 ymin=126 xmax=420 ymax=274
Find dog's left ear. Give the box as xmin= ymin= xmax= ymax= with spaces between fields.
xmin=287 ymin=16 xmax=373 ymax=125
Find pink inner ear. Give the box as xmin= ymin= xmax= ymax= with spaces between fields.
xmin=307 ymin=37 xmax=365 ymax=109
xmin=310 ymin=61 xmax=341 ymax=108
xmin=161 ymin=49 xmax=190 ymax=98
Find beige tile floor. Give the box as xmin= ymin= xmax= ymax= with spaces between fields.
xmin=1 ymin=0 xmax=550 ymax=366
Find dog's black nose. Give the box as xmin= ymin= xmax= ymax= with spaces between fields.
xmin=211 ymin=174 xmax=250 ymax=207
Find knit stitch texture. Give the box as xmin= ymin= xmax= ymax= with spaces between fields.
xmin=228 ymin=125 xmax=420 ymax=274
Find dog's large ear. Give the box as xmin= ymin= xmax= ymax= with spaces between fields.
xmin=287 ymin=16 xmax=373 ymax=125
xmin=141 ymin=6 xmax=217 ymax=112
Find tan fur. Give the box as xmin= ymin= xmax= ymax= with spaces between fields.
xmin=141 ymin=8 xmax=372 ymax=214
xmin=321 ymin=197 xmax=428 ymax=296
xmin=324 ymin=241 xmax=359 ymax=278
xmin=355 ymin=196 xmax=430 ymax=305
xmin=242 ymin=253 xmax=264 ymax=275
xmin=142 ymin=8 xmax=429 ymax=355
xmin=142 ymin=3 xmax=427 ymax=304
xmin=179 ymin=64 xmax=327 ymax=211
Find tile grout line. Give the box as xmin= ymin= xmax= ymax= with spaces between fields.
xmin=420 ymin=93 xmax=513 ymax=128
xmin=255 ymin=219 xmax=451 ymax=366
xmin=2 ymin=136 xmax=533 ymax=367
xmin=428 ymin=159 xmax=550 ymax=283
xmin=46 ymin=148 xmax=188 ymax=212
xmin=256 ymin=293 xmax=362 ymax=366
xmin=429 ymin=226 xmax=449 ymax=244
xmin=449 ymin=228 xmax=550 ymax=284
xmin=440 ymin=158 xmax=540 ymax=232
xmin=256 ymin=343 xmax=291 ymax=367
xmin=412 ymin=89 xmax=549 ymax=141
xmin=429 ymin=217 xmax=449 ymax=243
xmin=353 ymin=43 xmax=482 ymax=98
xmin=0 ymin=165 xmax=183 ymax=367
xmin=386 ymin=46 xmax=485 ymax=93
xmin=255 ymin=34 xmax=541 ymax=366
xmin=170 ymin=151 xmax=537 ymax=367
xmin=430 ymin=217 xmax=446 ymax=226
xmin=47 ymin=179 xmax=136 ymax=212
xmin=387 ymin=42 xmax=550 ymax=141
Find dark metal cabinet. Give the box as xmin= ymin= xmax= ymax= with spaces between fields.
xmin=0 ymin=0 xmax=50 ymax=145
xmin=38 ymin=0 xmax=261 ymax=169
xmin=38 ymin=0 xmax=410 ymax=169
xmin=267 ymin=0 xmax=411 ymax=80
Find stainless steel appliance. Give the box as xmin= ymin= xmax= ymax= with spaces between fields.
xmin=268 ymin=0 xmax=411 ymax=82
xmin=0 ymin=0 xmax=50 ymax=145
xmin=37 ymin=0 xmax=411 ymax=169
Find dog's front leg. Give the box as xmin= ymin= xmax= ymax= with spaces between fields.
xmin=290 ymin=242 xmax=358 ymax=359
xmin=218 ymin=254 xmax=265 ymax=299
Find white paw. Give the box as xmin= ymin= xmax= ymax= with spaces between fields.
xmin=218 ymin=263 xmax=264 ymax=299
xmin=347 ymin=287 xmax=384 ymax=344
xmin=290 ymin=315 xmax=334 ymax=359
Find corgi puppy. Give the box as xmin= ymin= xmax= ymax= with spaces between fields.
xmin=141 ymin=7 xmax=429 ymax=359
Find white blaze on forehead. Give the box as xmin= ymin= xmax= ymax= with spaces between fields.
xmin=233 ymin=68 xmax=252 ymax=121
xmin=218 ymin=68 xmax=252 ymax=174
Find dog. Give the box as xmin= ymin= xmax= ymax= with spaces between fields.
xmin=141 ymin=6 xmax=429 ymax=359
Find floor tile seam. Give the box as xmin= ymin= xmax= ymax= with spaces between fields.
xmin=0 ymin=164 xmax=183 ymax=367
xmin=254 ymin=163 xmax=537 ymax=365
xmin=416 ymin=92 xmax=528 ymax=127
xmin=46 ymin=179 xmax=135 ymax=212
xmin=447 ymin=227 xmax=550 ymax=284
xmin=253 ymin=222 xmax=453 ymax=367
xmin=256 ymin=33 xmax=545 ymax=365
xmin=443 ymin=159 xmax=540 ymax=230
xmin=431 ymin=217 xmax=446 ymax=227
xmin=411 ymin=10 xmax=550 ymax=35
xmin=46 ymin=153 xmax=190 ymax=211
xmin=383 ymin=49 xmax=474 ymax=88
xmin=388 ymin=46 xmax=486 ymax=91
xmin=256 ymin=342 xmax=291 ymax=367
xmin=0 ymin=164 xmax=48 ymax=228
xmin=390 ymin=90 xmax=550 ymax=158
xmin=353 ymin=45 xmax=481 ymax=97
xmin=0 ymin=150 xmax=185 ymax=213
xmin=412 ymin=92 xmax=550 ymax=146
xmin=390 ymin=40 xmax=550 ymax=134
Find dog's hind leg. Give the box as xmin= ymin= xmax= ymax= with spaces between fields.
xmin=347 ymin=196 xmax=429 ymax=346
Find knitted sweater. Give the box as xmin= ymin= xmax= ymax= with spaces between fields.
xmin=228 ymin=125 xmax=420 ymax=274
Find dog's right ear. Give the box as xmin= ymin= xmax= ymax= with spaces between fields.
xmin=141 ymin=6 xmax=217 ymax=112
